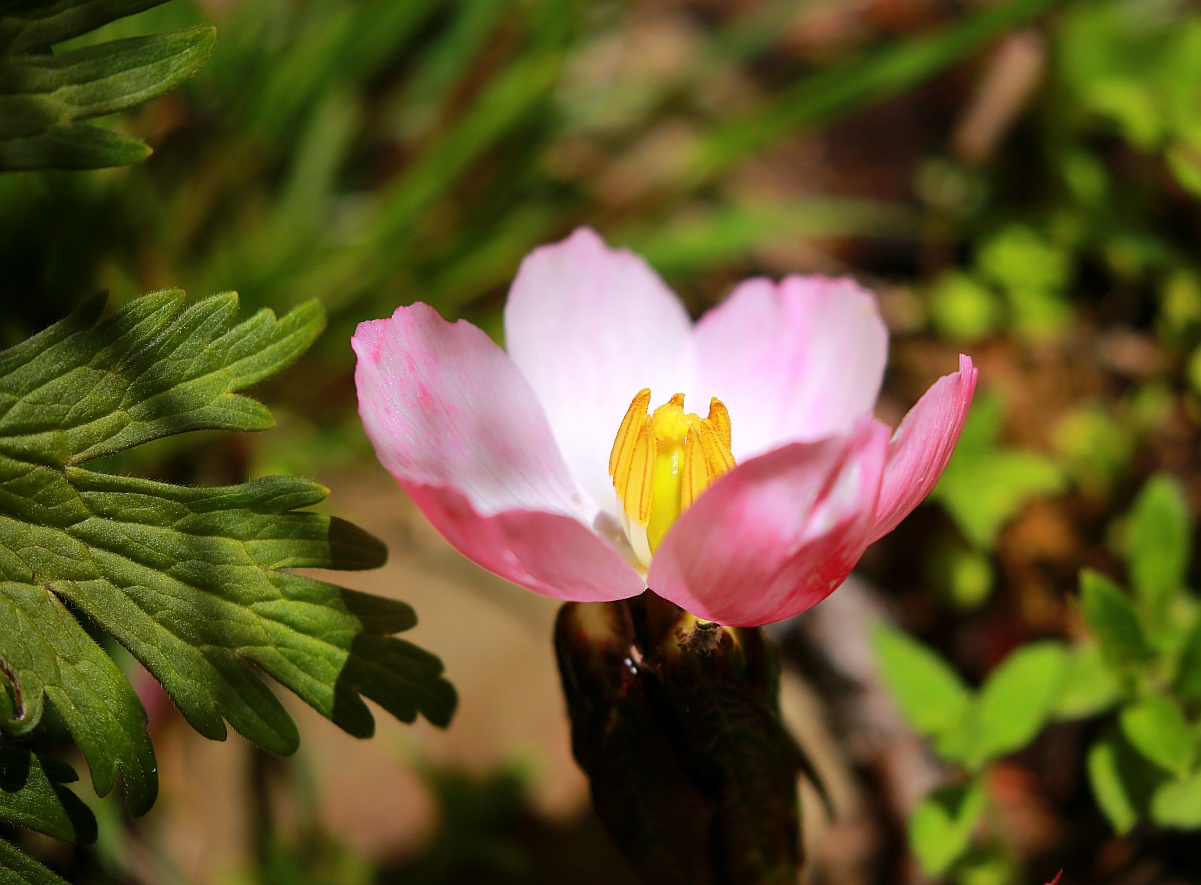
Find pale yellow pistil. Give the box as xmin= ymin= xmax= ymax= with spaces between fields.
xmin=608 ymin=389 xmax=737 ymax=567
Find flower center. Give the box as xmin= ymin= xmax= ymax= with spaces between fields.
xmin=608 ymin=388 xmax=737 ymax=567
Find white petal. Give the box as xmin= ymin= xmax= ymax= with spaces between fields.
xmin=504 ymin=228 xmax=695 ymax=515
xmin=692 ymin=276 xmax=888 ymax=459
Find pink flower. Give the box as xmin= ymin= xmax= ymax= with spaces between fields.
xmin=353 ymin=228 xmax=977 ymax=626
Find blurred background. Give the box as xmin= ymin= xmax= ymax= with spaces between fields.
xmin=5 ymin=0 xmax=1201 ymax=882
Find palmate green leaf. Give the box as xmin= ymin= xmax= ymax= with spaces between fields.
xmin=0 ymin=291 xmax=455 ymax=819
xmin=0 ymin=0 xmax=215 ymax=171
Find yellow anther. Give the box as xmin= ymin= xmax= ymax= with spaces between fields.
xmin=608 ymin=389 xmax=737 ymax=565
xmin=609 ymin=388 xmax=651 ymax=479
xmin=706 ymin=397 xmax=732 ymax=451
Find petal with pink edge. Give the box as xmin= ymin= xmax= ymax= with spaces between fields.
xmin=407 ymin=484 xmax=646 ymax=602
xmin=354 ymin=303 xmax=583 ymax=516
xmin=692 ymin=276 xmax=888 ymax=460
xmin=647 ymin=418 xmax=890 ymax=626
xmin=504 ymin=227 xmax=695 ymax=516
xmin=353 ymin=303 xmax=646 ymax=602
xmin=868 ymin=354 xmax=979 ymax=544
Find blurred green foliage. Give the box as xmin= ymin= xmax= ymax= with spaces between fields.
xmin=0 ymin=0 xmax=1075 ymax=420
xmin=876 ymin=474 xmax=1201 ymax=881
xmin=6 ymin=0 xmax=1201 ymax=881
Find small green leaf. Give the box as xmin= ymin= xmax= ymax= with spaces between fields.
xmin=872 ymin=623 xmax=971 ymax=740
xmin=1167 ymin=143 xmax=1201 ymax=198
xmin=0 ymin=838 xmax=69 ymax=885
xmin=1088 ymin=725 xmax=1163 ymax=834
xmin=1055 ymin=642 xmax=1121 ymax=719
xmin=1150 ymin=769 xmax=1201 ymax=828
xmin=1119 ymin=695 xmax=1195 ymax=777
xmin=1079 ymin=569 xmax=1151 ymax=678
xmin=0 ymin=747 xmax=96 ymax=843
xmin=908 ymin=778 xmax=987 ymax=877
xmin=1173 ymin=616 xmax=1201 ymax=702
xmin=970 ymin=642 xmax=1069 ymax=766
xmin=1126 ymin=475 xmax=1190 ymax=640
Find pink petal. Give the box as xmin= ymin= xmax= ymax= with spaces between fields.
xmin=503 ymin=227 xmax=695 ymax=516
xmin=868 ymin=354 xmax=979 ymax=544
xmin=692 ymin=276 xmax=889 ymax=459
xmin=647 ymin=418 xmax=890 ymax=627
xmin=353 ymin=303 xmax=645 ymax=602
xmin=407 ymin=483 xmax=645 ymax=602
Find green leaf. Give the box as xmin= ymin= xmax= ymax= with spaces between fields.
xmin=0 ymin=0 xmax=170 ymax=55
xmin=0 ymin=747 xmax=96 ymax=843
xmin=1079 ymin=569 xmax=1151 ymax=679
xmin=970 ymin=642 xmax=1069 ymax=766
xmin=0 ymin=26 xmax=216 ymax=170
xmin=1055 ymin=641 xmax=1121 ymax=719
xmin=0 ymin=838 xmax=69 ymax=885
xmin=908 ymin=778 xmax=987 ymax=877
xmin=1173 ymin=616 xmax=1201 ymax=702
xmin=1088 ymin=725 xmax=1163 ymax=834
xmin=872 ymin=623 xmax=971 ymax=741
xmin=1150 ymin=769 xmax=1201 ymax=828
xmin=0 ymin=292 xmax=455 ymax=819
xmin=1125 ymin=475 xmax=1191 ymax=641
xmin=1119 ymin=695 xmax=1195 ymax=778
xmin=0 ymin=0 xmax=216 ymax=171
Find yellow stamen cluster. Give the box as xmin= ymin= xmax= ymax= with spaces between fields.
xmin=608 ymin=388 xmax=736 ymax=565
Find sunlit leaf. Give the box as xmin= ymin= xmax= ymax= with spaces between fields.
xmin=1151 ymin=770 xmax=1201 ymax=829
xmin=909 ymin=778 xmax=987 ymax=877
xmin=1125 ymin=474 xmax=1190 ymax=641
xmin=1119 ymin=695 xmax=1195 ymax=778
xmin=1079 ymin=569 xmax=1151 ymax=680
xmin=1087 ymin=725 xmax=1162 ymax=835
xmin=1055 ymin=641 xmax=1121 ymax=719
xmin=970 ymin=642 xmax=1069 ymax=766
xmin=0 ymin=292 xmax=455 ymax=823
xmin=872 ymin=623 xmax=971 ymax=742
xmin=1173 ymin=616 xmax=1201 ymax=703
